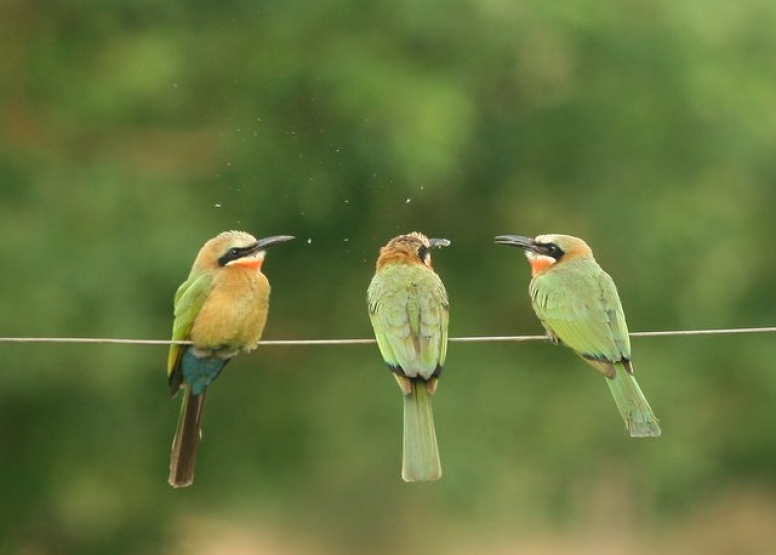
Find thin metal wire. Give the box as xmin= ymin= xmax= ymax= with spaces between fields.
xmin=0 ymin=326 xmax=774 ymax=346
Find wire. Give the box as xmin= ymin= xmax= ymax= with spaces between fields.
xmin=0 ymin=326 xmax=774 ymax=346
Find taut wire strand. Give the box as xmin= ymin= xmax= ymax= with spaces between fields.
xmin=0 ymin=326 xmax=774 ymax=346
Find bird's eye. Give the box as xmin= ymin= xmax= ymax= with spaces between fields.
xmin=417 ymin=245 xmax=429 ymax=262
xmin=544 ymin=243 xmax=563 ymax=259
xmin=217 ymin=246 xmax=246 ymax=267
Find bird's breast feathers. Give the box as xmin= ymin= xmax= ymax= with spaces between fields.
xmin=188 ymin=268 xmax=271 ymax=353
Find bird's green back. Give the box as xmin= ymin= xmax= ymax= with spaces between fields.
xmin=529 ymin=258 xmax=630 ymax=362
xmin=367 ymin=264 xmax=449 ymax=379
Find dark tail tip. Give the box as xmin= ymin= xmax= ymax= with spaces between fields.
xmin=168 ymin=391 xmax=206 ymax=488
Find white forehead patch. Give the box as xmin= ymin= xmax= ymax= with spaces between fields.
xmin=535 ymin=234 xmax=561 ymax=244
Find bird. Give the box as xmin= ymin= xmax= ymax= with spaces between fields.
xmin=495 ymin=233 xmax=660 ymax=438
xmin=367 ymin=232 xmax=451 ymax=481
xmin=166 ymin=230 xmax=294 ymax=487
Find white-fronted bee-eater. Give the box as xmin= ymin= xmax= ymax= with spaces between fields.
xmin=495 ymin=233 xmax=660 ymax=438
xmin=367 ymin=232 xmax=451 ymax=481
xmin=167 ymin=230 xmax=294 ymax=487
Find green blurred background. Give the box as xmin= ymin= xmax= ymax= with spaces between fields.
xmin=2 ymin=0 xmax=776 ymax=553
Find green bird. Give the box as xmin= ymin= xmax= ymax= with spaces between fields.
xmin=167 ymin=230 xmax=294 ymax=487
xmin=495 ymin=233 xmax=660 ymax=438
xmin=367 ymin=232 xmax=451 ymax=481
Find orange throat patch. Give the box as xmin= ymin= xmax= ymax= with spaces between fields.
xmin=527 ymin=254 xmax=555 ymax=276
xmin=230 ymin=258 xmax=264 ymax=270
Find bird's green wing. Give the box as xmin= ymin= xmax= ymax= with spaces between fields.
xmin=529 ymin=262 xmax=630 ymax=363
xmin=167 ymin=272 xmax=213 ymax=387
xmin=368 ymin=272 xmax=416 ymax=371
xmin=419 ymin=272 xmax=449 ymax=370
xmin=367 ymin=266 xmax=448 ymax=379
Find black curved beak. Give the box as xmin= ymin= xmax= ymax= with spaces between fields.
xmin=494 ymin=235 xmax=536 ymax=251
xmin=428 ymin=238 xmax=451 ymax=249
xmin=252 ymin=235 xmax=295 ymax=252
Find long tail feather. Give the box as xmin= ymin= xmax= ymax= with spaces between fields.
xmin=169 ymin=388 xmax=206 ymax=487
xmin=605 ymin=365 xmax=661 ymax=438
xmin=402 ymin=380 xmax=442 ymax=482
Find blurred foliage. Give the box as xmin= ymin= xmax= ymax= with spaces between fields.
xmin=1 ymin=0 xmax=776 ymax=554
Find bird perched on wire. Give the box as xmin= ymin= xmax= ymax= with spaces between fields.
xmin=495 ymin=233 xmax=660 ymax=438
xmin=367 ymin=232 xmax=451 ymax=481
xmin=166 ymin=230 xmax=294 ymax=487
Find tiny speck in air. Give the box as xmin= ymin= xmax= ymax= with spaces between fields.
xmin=406 ymin=198 xmax=411 ymax=204
xmin=307 ymin=238 xmax=312 ymax=244
xmin=343 ymin=238 xmax=349 ymax=242
xmin=214 ymin=203 xmax=222 ymax=208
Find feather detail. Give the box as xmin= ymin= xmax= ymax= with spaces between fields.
xmin=169 ymin=388 xmax=206 ymax=488
xmin=402 ymin=379 xmax=442 ymax=482
xmin=605 ymin=363 xmax=661 ymax=437
xmin=368 ymin=232 xmax=450 ymax=481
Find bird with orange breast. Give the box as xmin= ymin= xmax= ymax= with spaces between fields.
xmin=167 ymin=230 xmax=294 ymax=487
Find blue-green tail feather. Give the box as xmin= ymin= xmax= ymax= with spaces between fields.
xmin=168 ymin=349 xmax=230 ymax=487
xmin=181 ymin=348 xmax=229 ymax=395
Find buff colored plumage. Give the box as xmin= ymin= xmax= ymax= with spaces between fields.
xmin=167 ymin=230 xmax=294 ymax=487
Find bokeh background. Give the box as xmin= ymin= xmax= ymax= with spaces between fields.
xmin=2 ymin=0 xmax=776 ymax=554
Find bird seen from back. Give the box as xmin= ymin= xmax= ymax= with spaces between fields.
xmin=367 ymin=232 xmax=451 ymax=481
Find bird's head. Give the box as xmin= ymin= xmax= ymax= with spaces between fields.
xmin=376 ymin=231 xmax=450 ymax=270
xmin=495 ymin=233 xmax=593 ymax=276
xmin=194 ymin=231 xmax=294 ymax=272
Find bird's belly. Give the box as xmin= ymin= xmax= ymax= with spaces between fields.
xmin=189 ymin=289 xmax=269 ymax=355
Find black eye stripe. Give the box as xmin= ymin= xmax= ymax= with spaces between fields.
xmin=418 ymin=245 xmax=429 ymax=261
xmin=538 ymin=243 xmax=564 ymax=260
xmin=218 ymin=246 xmax=253 ymax=266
